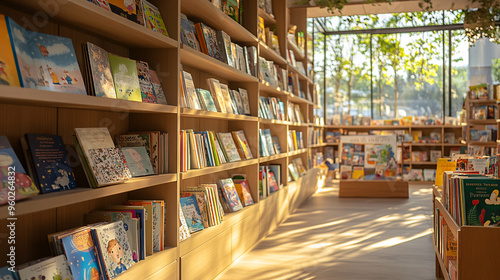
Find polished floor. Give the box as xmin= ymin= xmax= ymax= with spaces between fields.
xmin=217 ymin=181 xmax=437 ymax=280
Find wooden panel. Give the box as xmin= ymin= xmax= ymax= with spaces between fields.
xmin=232 ymin=215 xmax=260 ymax=261
xmin=181 ymin=229 xmax=232 ymax=280
xmin=259 ymin=193 xmax=278 ymax=238
xmin=458 ymin=227 xmax=500 ymax=280
xmin=276 ymin=186 xmax=290 ymax=224
xmin=144 ymin=260 xmax=178 ymax=280
xmin=115 ymin=248 xmax=178 ymax=280
xmin=339 ymin=180 xmax=409 ymax=198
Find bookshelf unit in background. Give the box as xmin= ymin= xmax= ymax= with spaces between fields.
xmin=464 ymin=97 xmax=498 ymax=157
xmin=0 ymin=1 xmax=324 ymax=280
xmin=432 ymin=186 xmax=500 ymax=280
xmin=324 ymin=125 xmax=465 ymax=183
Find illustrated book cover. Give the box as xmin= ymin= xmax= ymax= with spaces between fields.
xmin=141 ymin=0 xmax=169 ymax=36
xmin=84 ymin=42 xmax=116 ymax=98
xmin=108 ymin=53 xmax=142 ymax=102
xmin=217 ymin=132 xmax=242 ymax=162
xmin=62 ymin=228 xmax=103 ymax=280
xmin=17 ymin=255 xmax=74 ymax=280
xmin=136 ymin=60 xmax=157 ymax=103
xmin=180 ymin=195 xmax=205 ymax=233
xmin=218 ymin=178 xmax=243 ymax=212
xmin=121 ymin=146 xmax=154 ymax=177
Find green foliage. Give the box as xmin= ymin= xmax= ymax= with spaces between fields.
xmin=467 ymin=205 xmax=481 ymax=226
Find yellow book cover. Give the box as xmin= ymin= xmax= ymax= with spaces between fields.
xmin=435 ymin=159 xmax=456 ymax=188
xmin=0 ymin=15 xmax=20 ymax=87
xmin=444 ymin=224 xmax=457 ymax=270
xmin=352 ymin=168 xmax=364 ymax=179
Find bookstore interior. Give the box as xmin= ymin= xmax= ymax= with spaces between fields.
xmin=0 ymin=0 xmax=499 ymax=279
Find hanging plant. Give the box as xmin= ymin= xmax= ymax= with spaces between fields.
xmin=463 ymin=0 xmax=500 ymax=46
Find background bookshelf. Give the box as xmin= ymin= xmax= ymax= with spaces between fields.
xmin=0 ymin=1 xmax=324 ymax=279
xmin=464 ymin=96 xmax=498 ymax=157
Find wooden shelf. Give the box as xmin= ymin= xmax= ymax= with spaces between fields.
xmin=468 ymin=141 xmax=497 ymax=147
xmin=259 ymin=118 xmax=289 ymax=125
xmin=181 ymin=159 xmax=259 ymax=180
xmin=289 ymin=122 xmax=308 ymax=127
xmin=432 ymin=242 xmax=451 ymax=280
xmin=326 ymin=125 xmax=411 ymax=129
xmin=309 ymin=143 xmax=326 ymax=148
xmin=326 ymin=142 xmax=339 ymax=146
xmin=288 ymin=93 xmax=314 ymax=105
xmin=468 ymin=119 xmax=497 ymax=125
xmin=259 ymin=81 xmax=289 ymax=97
xmin=469 ymin=99 xmax=497 ymax=104
xmin=258 ymin=8 xmax=277 ymax=25
xmin=0 ymin=86 xmax=178 ymax=114
xmin=411 ymin=162 xmax=438 ymax=165
xmin=434 ymin=198 xmax=459 ymax=239
xmin=288 ymin=63 xmax=311 ymax=83
xmin=181 ymin=108 xmax=258 ymax=122
xmin=259 ymin=153 xmax=288 ymax=163
xmin=433 ymin=185 xmax=442 ymax=199
xmin=0 ymin=174 xmax=177 ymax=219
xmin=181 ymin=0 xmax=257 ymax=44
xmin=443 ymin=143 xmax=467 ymax=146
xmin=115 ymin=247 xmax=177 ymax=280
xmin=9 ymin=0 xmax=177 ymax=49
xmin=259 ymin=41 xmax=287 ymax=65
xmin=287 ymin=39 xmax=305 ymax=60
xmin=411 ymin=143 xmax=443 ymax=146
xmin=289 ymin=148 xmax=307 ymax=156
xmin=180 ymin=46 xmax=257 ymax=82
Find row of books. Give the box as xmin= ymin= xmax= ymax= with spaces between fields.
xmin=180 ymin=130 xmax=253 ymax=172
xmin=258 ymin=16 xmax=280 ymax=55
xmin=259 ymin=128 xmax=282 ymax=157
xmin=329 ymin=115 xmax=454 ymax=127
xmin=259 ymin=165 xmax=281 ymax=199
xmin=288 ymin=157 xmax=307 ymax=182
xmin=470 ymin=126 xmax=497 ymax=142
xmin=326 ymin=129 xmax=459 ymax=145
xmin=310 ymin=128 xmax=323 ymax=146
xmin=288 ymin=130 xmax=305 ymax=152
xmin=180 ymin=14 xmax=257 ymax=77
xmin=411 ymin=150 xmax=442 ymax=163
xmin=258 ymin=0 xmax=275 ymax=17
xmin=434 ymin=208 xmax=457 ymax=279
xmin=87 ymin=0 xmax=168 ymax=36
xmin=471 ymin=105 xmax=497 ymax=120
xmin=180 ymin=72 xmax=251 ymax=115
xmin=210 ymin=0 xmax=243 ymax=23
xmin=259 ymin=96 xmax=286 ymax=120
xmin=468 ymin=145 xmax=497 ymax=157
xmin=402 ymin=168 xmax=436 ymax=181
xmin=288 ymin=103 xmax=306 ymax=123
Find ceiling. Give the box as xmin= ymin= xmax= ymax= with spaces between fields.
xmin=287 ymin=0 xmax=481 ymax=17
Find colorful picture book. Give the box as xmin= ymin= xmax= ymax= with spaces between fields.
xmin=218 ymin=132 xmax=241 ymax=162
xmin=136 ymin=60 xmax=157 ymax=103
xmin=121 ymin=146 xmax=154 ymax=177
xmin=231 ymin=130 xmax=253 ymax=160
xmin=62 ymin=228 xmax=103 ymax=280
xmin=108 ymin=0 xmax=137 ymax=22
xmin=17 ymin=255 xmax=74 ymax=280
xmin=180 ymin=14 xmax=200 ymax=51
xmin=218 ymin=178 xmax=243 ymax=212
xmin=108 ymin=53 xmax=142 ymax=102
xmin=0 ymin=15 xmax=20 ymax=87
xmin=233 ymin=179 xmax=254 ymax=206
xmin=141 ymin=0 xmax=168 ymax=36
xmin=180 ymin=196 xmax=205 ymax=233
xmin=83 ymin=42 xmax=116 ymax=98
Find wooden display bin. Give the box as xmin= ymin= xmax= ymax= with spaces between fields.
xmin=339 ymin=180 xmax=409 ymax=198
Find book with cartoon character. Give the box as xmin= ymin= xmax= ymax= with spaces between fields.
xmin=0 ymin=135 xmax=39 ymax=205
xmin=92 ymin=221 xmax=135 ymax=279
xmin=17 ymin=255 xmax=74 ymax=280
xmin=135 ymin=60 xmax=156 ymax=103
xmin=141 ymin=0 xmax=169 ymax=36
xmin=148 ymin=69 xmax=167 ymax=105
xmin=121 ymin=146 xmax=154 ymax=177
xmin=108 ymin=53 xmax=142 ymax=102
xmin=195 ymin=23 xmax=224 ymax=62
xmin=23 ymin=133 xmax=76 ymax=194
xmin=180 ymin=14 xmax=200 ymax=51
xmin=180 ymin=195 xmax=205 ymax=233
xmin=217 ymin=178 xmax=243 ymax=212
xmin=84 ymin=42 xmax=116 ymax=98
xmin=62 ymin=228 xmax=103 ymax=280
xmin=6 ymin=16 xmax=86 ymax=94
xmin=0 ymin=15 xmax=20 ymax=87
xmin=461 ymin=178 xmax=500 ymax=226
xmin=107 ymin=0 xmax=138 ymax=23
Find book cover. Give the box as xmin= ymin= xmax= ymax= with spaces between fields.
xmin=75 ymin=126 xmax=114 ymax=157
xmin=218 ymin=132 xmax=242 ymax=162
xmin=0 ymin=15 xmax=20 ymax=87
xmin=197 ymin=23 xmax=224 ymax=62
xmin=223 ymin=0 xmax=239 ymax=22
xmin=289 ymin=163 xmax=300 ymax=181
xmin=268 ymin=171 xmax=279 ymax=193
xmin=461 ymin=178 xmax=500 ymax=226
xmin=85 ymin=42 xmax=116 ymax=98
xmin=7 ymin=17 xmax=86 ymax=94
xmin=17 ymin=255 xmax=74 ymax=280
xmin=127 ymin=200 xmax=162 ymax=253
xmin=108 ymin=0 xmax=137 ymax=22
xmin=182 ymin=71 xmax=201 ymax=110
xmin=216 ymin=30 xmax=233 ymax=67
xmin=85 ymin=211 xmax=140 ymax=262
xmin=180 ymin=191 xmax=209 ymax=228
xmin=179 ymin=205 xmax=191 ymax=242
xmin=93 ymin=221 xmax=135 ymax=279
xmin=62 ymin=229 xmax=103 ymax=280
xmin=233 ymin=180 xmax=254 ymax=206
xmin=149 ymin=69 xmax=167 ymax=104
xmin=231 ymin=130 xmax=253 ymax=160
xmin=218 ymin=178 xmax=243 ymax=212
xmin=88 ymin=147 xmax=131 ymax=186
xmin=180 ymin=196 xmax=205 ymax=233
xmin=196 ymin=88 xmax=218 ymax=112
xmin=234 ymin=44 xmax=246 ymax=73
xmin=180 ymin=14 xmax=200 ymax=51
xmin=0 ymin=266 xmax=18 ymax=280
xmin=136 ymin=60 xmax=157 ymax=103
xmin=238 ymin=88 xmax=251 ymax=115
xmin=207 ymin=78 xmax=226 ymax=113
xmin=0 ymin=135 xmax=39 ymax=205
xmin=142 ymin=0 xmax=169 ymax=36
xmin=108 ymin=53 xmax=142 ymax=102
xmin=121 ymin=146 xmax=154 ymax=177
xmin=352 ymin=167 xmax=364 ymax=179
xmin=123 ymin=202 xmax=154 ymax=255
xmin=25 ymin=133 xmax=76 ymax=194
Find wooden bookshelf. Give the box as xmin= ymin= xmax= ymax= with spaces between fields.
xmin=0 ymin=1 xmax=323 ymax=279
xmin=258 ymin=8 xmax=277 ymax=25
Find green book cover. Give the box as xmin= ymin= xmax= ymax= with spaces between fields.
xmin=461 ymin=178 xmax=500 ymax=226
xmin=108 ymin=54 xmax=142 ymax=102
xmin=196 ymin=89 xmax=218 ymax=112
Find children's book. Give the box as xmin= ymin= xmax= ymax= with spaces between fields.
xmin=181 ymin=70 xmax=201 ymax=110
xmin=223 ymin=0 xmax=240 ymax=22
xmin=121 ymin=146 xmax=154 ymax=177
xmin=289 ymin=163 xmax=300 ymax=181
xmin=84 ymin=42 xmax=116 ymax=98
xmin=122 ymin=202 xmax=154 ymax=255
xmin=142 ymin=0 xmax=169 ymax=36
xmin=24 ymin=133 xmax=76 ymax=194
xmin=206 ymin=78 xmax=226 ymax=113
xmin=178 ymin=205 xmax=191 ymax=242
xmin=180 ymin=14 xmax=200 ymax=51
xmin=62 ymin=228 xmax=103 ymax=280
xmin=238 ymin=88 xmax=251 ymax=115
xmin=92 ymin=221 xmax=135 ymax=279
xmin=136 ymin=60 xmax=156 ymax=103
xmin=0 ymin=266 xmax=19 ymax=280
xmin=7 ymin=17 xmax=86 ymax=94
xmin=196 ymin=88 xmax=218 ymax=112
xmin=268 ymin=171 xmax=279 ymax=193
xmin=218 ymin=178 xmax=243 ymax=212
xmin=108 ymin=53 xmax=142 ymax=102
xmin=217 ymin=132 xmax=241 ymax=162
xmin=461 ymin=178 xmax=500 ymax=226
xmin=219 ymin=83 xmax=235 ymax=114
xmin=180 ymin=196 xmax=205 ymax=233
xmin=216 ymin=30 xmax=233 ymax=67
xmin=108 ymin=0 xmax=137 ymax=22
xmin=85 ymin=210 xmax=140 ymax=263
xmin=180 ymin=191 xmax=209 ymax=228
xmin=0 ymin=135 xmax=39 ymax=205
xmin=195 ymin=23 xmax=224 ymax=62
xmin=0 ymin=15 xmax=20 ymax=87
xmin=87 ymin=147 xmax=131 ymax=186
xmin=127 ymin=200 xmax=163 ymax=253
xmin=231 ymin=130 xmax=253 ymax=160
xmin=17 ymin=255 xmax=74 ymax=280
xmin=149 ymin=69 xmax=167 ymax=104
xmin=233 ymin=180 xmax=254 ymax=206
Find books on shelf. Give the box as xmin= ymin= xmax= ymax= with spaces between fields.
xmin=17 ymin=255 xmax=74 ymax=280
xmin=108 ymin=53 xmax=142 ymax=102
xmin=232 ymin=178 xmax=254 ymax=206
xmin=180 ymin=195 xmax=205 ymax=233
xmin=62 ymin=226 xmax=104 ymax=279
xmin=180 ymin=13 xmax=201 ymax=51
xmin=83 ymin=42 xmax=116 ymax=98
xmin=259 ymin=96 xmax=285 ymax=121
xmin=141 ymin=0 xmax=169 ymax=36
xmin=218 ymin=178 xmax=243 ymax=212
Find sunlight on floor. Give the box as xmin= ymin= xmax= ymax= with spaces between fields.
xmin=364 ymin=228 xmax=433 ymax=250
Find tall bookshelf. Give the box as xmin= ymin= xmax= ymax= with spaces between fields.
xmin=464 ymin=97 xmax=498 ymax=156
xmin=0 ymin=1 xmax=323 ymax=280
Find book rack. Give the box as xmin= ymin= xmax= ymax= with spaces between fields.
xmin=339 ymin=180 xmax=409 ymax=198
xmin=0 ymin=0 xmax=322 ymax=279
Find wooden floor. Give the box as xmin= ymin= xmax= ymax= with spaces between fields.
xmin=217 ymin=181 xmax=438 ymax=280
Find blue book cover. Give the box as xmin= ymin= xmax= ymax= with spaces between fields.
xmin=180 ymin=196 xmax=205 ymax=233
xmin=0 ymin=135 xmax=39 ymax=205
xmin=121 ymin=146 xmax=154 ymax=177
xmin=62 ymin=229 xmax=103 ymax=280
xmin=25 ymin=133 xmax=76 ymax=194
xmin=0 ymin=266 xmax=19 ymax=280
xmin=6 ymin=17 xmax=86 ymax=94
